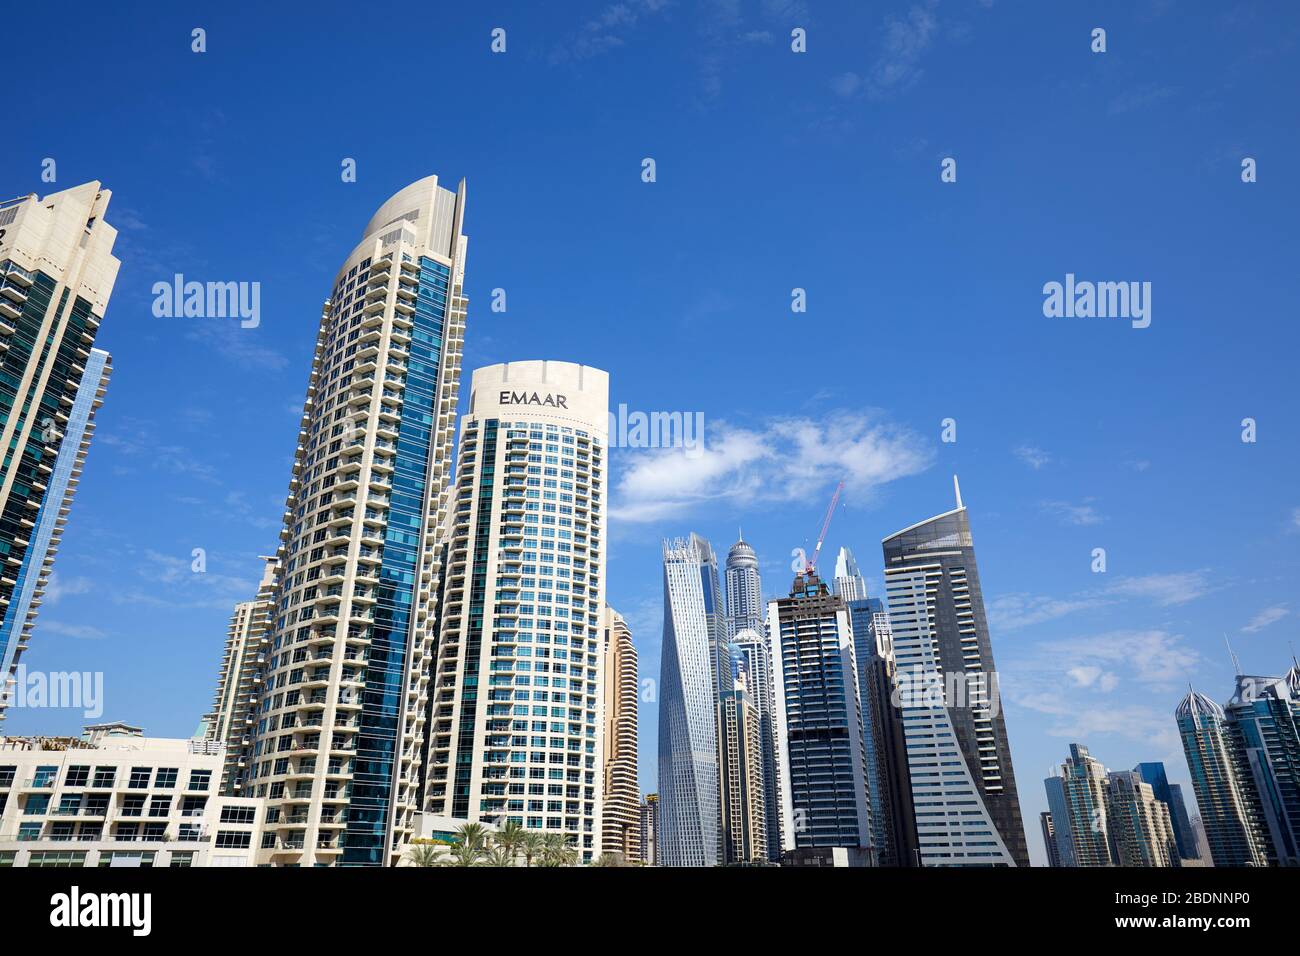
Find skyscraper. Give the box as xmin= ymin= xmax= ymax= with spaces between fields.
xmin=658 ymin=533 xmax=724 ymax=867
xmin=2 ymin=348 xmax=111 ymax=715
xmin=1104 ymin=770 xmax=1179 ymax=867
xmin=1045 ymin=743 xmax=1113 ymax=867
xmin=768 ymin=569 xmax=873 ymax=863
xmin=639 ymin=793 xmax=659 ymax=865
xmin=426 ymin=360 xmax=608 ymax=862
xmin=1222 ymin=668 xmax=1300 ymax=866
xmin=882 ymin=477 xmax=1029 ymax=866
xmin=732 ymin=626 xmax=781 ymax=861
xmin=1040 ymin=812 xmax=1062 ymax=867
xmin=252 ymin=174 xmax=469 ymax=866
xmin=0 ymin=184 xmax=118 ymax=721
xmin=205 ymin=556 xmax=278 ymax=795
xmin=1133 ymin=761 xmax=1200 ymax=862
xmin=602 ymin=606 xmax=640 ymax=863
xmin=723 ymin=534 xmax=763 ymax=638
xmin=832 ymin=546 xmax=867 ymax=603
xmin=1176 ymin=688 xmax=1270 ymax=866
xmin=718 ymin=672 xmax=768 ymax=864
xmin=835 ymin=547 xmax=916 ymax=866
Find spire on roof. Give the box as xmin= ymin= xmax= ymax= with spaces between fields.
xmin=954 ymin=474 xmax=963 ymax=510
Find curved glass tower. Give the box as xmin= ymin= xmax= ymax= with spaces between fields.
xmin=658 ymin=533 xmax=723 ymax=867
xmin=882 ymin=478 xmax=1029 ymax=866
xmin=252 ymin=175 xmax=469 ymax=866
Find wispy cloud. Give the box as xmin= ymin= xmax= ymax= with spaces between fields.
xmin=1108 ymin=83 xmax=1178 ymax=115
xmin=39 ymin=620 xmax=108 ymax=640
xmin=549 ymin=0 xmax=674 ymax=64
xmin=611 ymin=410 xmax=933 ymax=523
xmin=1013 ymin=444 xmax=1052 ymax=470
xmin=1108 ymin=570 xmax=1211 ymax=607
xmin=43 ymin=574 xmax=93 ymax=606
xmin=991 ymin=570 xmax=1216 ymax=633
xmin=1040 ymin=499 xmax=1106 ymax=526
xmin=1242 ymin=604 xmax=1288 ymax=634
xmin=866 ymin=0 xmax=940 ymax=98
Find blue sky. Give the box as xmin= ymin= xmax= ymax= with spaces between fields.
xmin=4 ymin=1 xmax=1299 ymax=865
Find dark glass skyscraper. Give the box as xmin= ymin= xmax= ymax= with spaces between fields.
xmin=882 ymin=478 xmax=1029 ymax=866
xmin=1133 ymin=761 xmax=1200 ymax=862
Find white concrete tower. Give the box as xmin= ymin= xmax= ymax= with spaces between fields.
xmin=426 ymin=360 xmax=608 ymax=862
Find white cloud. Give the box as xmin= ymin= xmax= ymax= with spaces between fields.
xmin=1242 ymin=604 xmax=1288 ymax=634
xmin=611 ymin=410 xmax=933 ymax=523
xmin=1013 ymin=444 xmax=1052 ymax=469
xmin=1041 ymin=499 xmax=1106 ymax=526
xmin=39 ymin=620 xmax=107 ymax=641
xmin=868 ymin=1 xmax=940 ymax=97
xmin=43 ymin=574 xmax=93 ymax=606
xmin=1108 ymin=571 xmax=1211 ymax=607
xmin=988 ymin=592 xmax=1110 ymax=632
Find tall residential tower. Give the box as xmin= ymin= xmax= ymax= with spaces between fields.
xmin=251 ymin=175 xmax=469 ymax=866
xmin=425 ymin=361 xmax=608 ymax=862
xmin=602 ymin=606 xmax=640 ymax=862
xmin=0 ymin=184 xmax=118 ymax=720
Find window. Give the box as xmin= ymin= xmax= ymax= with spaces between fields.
xmin=169 ymin=852 xmax=195 ymax=868
xmin=0 ymin=851 xmax=15 ymax=867
xmin=148 ymin=796 xmax=171 ymax=818
xmin=219 ymin=806 xmax=257 ymax=825
xmin=128 ymin=767 xmax=151 ymax=789
xmin=0 ymin=766 xmax=14 ymax=788
xmin=24 ymin=794 xmax=50 ymax=815
xmin=92 ymin=767 xmax=116 ymax=788
xmin=215 ymin=831 xmax=252 ymax=849
xmin=154 ymin=768 xmax=178 ymax=789
xmin=28 ymin=851 xmax=86 ymax=867
xmin=187 ymin=770 xmax=212 ymax=792
xmin=97 ymin=851 xmax=155 ymax=868
xmin=121 ymin=795 xmax=145 ymax=817
xmin=31 ymin=766 xmax=57 ymax=788
xmin=64 ymin=765 xmax=89 ymax=787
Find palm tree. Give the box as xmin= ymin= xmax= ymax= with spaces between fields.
xmin=406 ymin=843 xmax=441 ymax=868
xmin=592 ymin=852 xmax=624 ymax=867
xmin=539 ymin=832 xmax=578 ymax=867
xmin=520 ymin=831 xmax=545 ymax=868
xmin=436 ymin=822 xmax=488 ymax=867
xmin=484 ymin=846 xmax=515 ymax=868
xmin=492 ymin=819 xmax=527 ymax=863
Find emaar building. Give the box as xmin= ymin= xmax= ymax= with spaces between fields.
xmin=425 ymin=361 xmax=609 ymax=862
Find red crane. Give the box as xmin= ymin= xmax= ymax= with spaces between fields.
xmin=806 ymin=479 xmax=845 ymax=575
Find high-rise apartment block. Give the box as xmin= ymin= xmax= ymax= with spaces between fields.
xmin=719 ymin=674 xmax=768 ymax=863
xmin=602 ymin=606 xmax=639 ymax=862
xmin=205 ymin=557 xmax=278 ymax=795
xmin=425 ymin=360 xmax=608 ymax=862
xmin=882 ymin=479 xmax=1028 ymax=866
xmin=0 ymin=184 xmax=118 ymax=721
xmin=768 ymin=569 xmax=873 ymax=862
xmin=251 ymin=175 xmax=468 ymax=866
xmin=639 ymin=793 xmax=659 ymax=865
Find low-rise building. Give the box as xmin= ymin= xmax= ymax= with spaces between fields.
xmin=0 ymin=722 xmax=264 ymax=867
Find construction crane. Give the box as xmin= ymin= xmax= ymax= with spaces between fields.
xmin=805 ymin=480 xmax=844 ymax=575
